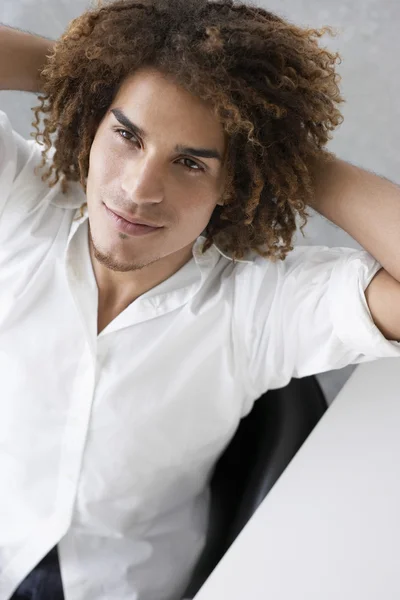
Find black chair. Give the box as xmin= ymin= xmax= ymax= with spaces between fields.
xmin=183 ymin=375 xmax=328 ymax=599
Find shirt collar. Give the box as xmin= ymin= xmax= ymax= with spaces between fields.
xmin=55 ymin=195 xmax=255 ymax=339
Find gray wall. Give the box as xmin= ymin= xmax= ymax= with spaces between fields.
xmin=1 ymin=0 xmax=398 ymax=404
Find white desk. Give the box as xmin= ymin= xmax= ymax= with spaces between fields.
xmin=193 ymin=357 xmax=400 ymax=600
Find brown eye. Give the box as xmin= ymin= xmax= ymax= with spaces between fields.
xmin=116 ymin=129 xmax=138 ymax=144
xmin=114 ymin=129 xmax=205 ymax=173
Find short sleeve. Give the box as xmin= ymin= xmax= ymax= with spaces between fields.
xmin=234 ymin=244 xmax=400 ymax=399
xmin=0 ymin=109 xmax=35 ymax=218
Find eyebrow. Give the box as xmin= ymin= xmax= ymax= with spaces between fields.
xmin=110 ymin=108 xmax=223 ymax=163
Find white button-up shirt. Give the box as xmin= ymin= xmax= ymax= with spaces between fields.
xmin=1 ymin=108 xmax=400 ymax=600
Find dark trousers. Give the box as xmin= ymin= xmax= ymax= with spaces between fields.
xmin=9 ymin=546 xmax=64 ymax=600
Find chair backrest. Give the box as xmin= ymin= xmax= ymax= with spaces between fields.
xmin=183 ymin=375 xmax=328 ymax=598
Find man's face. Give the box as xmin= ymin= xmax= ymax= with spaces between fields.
xmin=85 ymin=67 xmax=228 ymax=274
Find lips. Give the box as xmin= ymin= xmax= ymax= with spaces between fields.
xmin=108 ymin=206 xmax=161 ymax=228
xmin=104 ymin=204 xmax=163 ymax=236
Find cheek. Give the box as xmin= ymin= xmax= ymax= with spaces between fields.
xmin=181 ymin=197 xmax=218 ymax=229
xmin=90 ymin=140 xmax=106 ymax=171
xmin=88 ymin=142 xmax=116 ymax=186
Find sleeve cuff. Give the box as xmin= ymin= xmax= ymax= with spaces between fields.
xmin=328 ymin=249 xmax=400 ymax=357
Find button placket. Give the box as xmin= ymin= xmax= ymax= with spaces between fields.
xmin=54 ymin=347 xmax=96 ymax=524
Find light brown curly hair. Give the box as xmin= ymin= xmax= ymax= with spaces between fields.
xmin=31 ymin=0 xmax=344 ymax=262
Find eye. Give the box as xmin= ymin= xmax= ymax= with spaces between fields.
xmin=114 ymin=128 xmax=205 ymax=173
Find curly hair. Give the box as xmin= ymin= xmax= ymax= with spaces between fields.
xmin=31 ymin=0 xmax=345 ymax=262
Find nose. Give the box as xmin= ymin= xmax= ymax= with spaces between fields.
xmin=120 ymin=157 xmax=164 ymax=206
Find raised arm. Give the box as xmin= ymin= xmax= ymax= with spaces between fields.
xmin=0 ymin=24 xmax=55 ymax=93
xmin=307 ymin=155 xmax=400 ymax=283
xmin=306 ymin=155 xmax=400 ymax=343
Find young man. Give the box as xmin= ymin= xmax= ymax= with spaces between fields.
xmin=0 ymin=3 xmax=399 ymax=600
